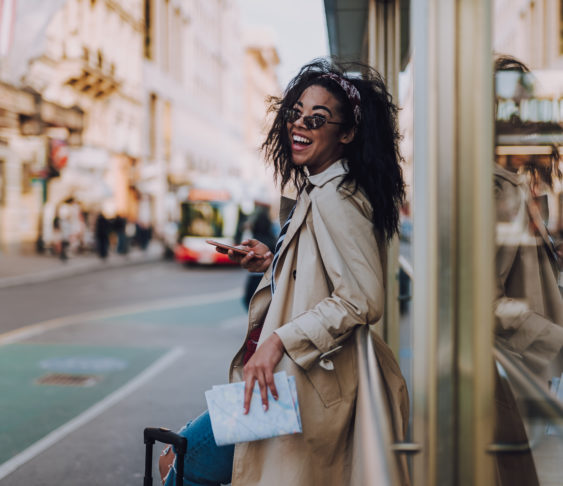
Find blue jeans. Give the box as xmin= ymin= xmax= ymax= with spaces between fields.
xmin=164 ymin=411 xmax=234 ymax=486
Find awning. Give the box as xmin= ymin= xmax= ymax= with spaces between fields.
xmin=324 ymin=0 xmax=369 ymax=62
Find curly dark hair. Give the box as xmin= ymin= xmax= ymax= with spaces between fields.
xmin=262 ymin=59 xmax=405 ymax=242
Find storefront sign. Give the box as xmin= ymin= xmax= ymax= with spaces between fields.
xmin=497 ymin=98 xmax=563 ymax=124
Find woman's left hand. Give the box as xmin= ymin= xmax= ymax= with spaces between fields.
xmin=243 ymin=333 xmax=285 ymax=414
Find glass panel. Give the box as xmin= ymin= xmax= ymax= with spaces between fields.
xmin=398 ymin=62 xmax=413 ymax=429
xmin=493 ymin=3 xmax=563 ymax=482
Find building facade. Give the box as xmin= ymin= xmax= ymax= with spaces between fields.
xmin=242 ymin=27 xmax=280 ymax=205
xmin=0 ymin=0 xmax=282 ymax=252
xmin=0 ymin=0 xmax=145 ymax=250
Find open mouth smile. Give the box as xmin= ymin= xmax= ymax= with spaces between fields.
xmin=292 ymin=134 xmax=312 ymax=146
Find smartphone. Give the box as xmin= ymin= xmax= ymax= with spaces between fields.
xmin=205 ymin=240 xmax=250 ymax=255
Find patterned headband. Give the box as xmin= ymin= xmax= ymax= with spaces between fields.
xmin=321 ymin=73 xmax=362 ymax=125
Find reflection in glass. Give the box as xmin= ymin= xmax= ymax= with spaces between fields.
xmin=494 ymin=56 xmax=563 ymax=486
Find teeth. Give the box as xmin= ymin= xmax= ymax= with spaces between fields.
xmin=293 ymin=134 xmax=311 ymax=144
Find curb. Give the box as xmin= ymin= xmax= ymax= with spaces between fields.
xmin=0 ymin=250 xmax=165 ymax=290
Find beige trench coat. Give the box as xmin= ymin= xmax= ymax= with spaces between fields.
xmin=494 ymin=165 xmax=563 ymax=380
xmin=493 ymin=165 xmax=563 ymax=486
xmin=228 ymin=162 xmax=409 ymax=486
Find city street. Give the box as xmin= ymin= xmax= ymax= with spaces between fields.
xmin=0 ymin=261 xmax=249 ymax=485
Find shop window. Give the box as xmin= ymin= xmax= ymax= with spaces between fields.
xmin=493 ymin=59 xmax=563 ymax=486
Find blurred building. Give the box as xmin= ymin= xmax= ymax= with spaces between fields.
xmin=142 ymin=0 xmax=247 ymax=235
xmin=242 ymin=27 xmax=281 ymax=206
xmin=0 ymin=80 xmax=83 ymax=250
xmin=0 ymin=0 xmax=283 ymax=251
xmin=0 ymin=0 xmax=144 ymax=250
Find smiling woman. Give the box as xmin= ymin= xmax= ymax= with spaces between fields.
xmin=284 ymin=85 xmax=355 ymax=174
xmin=161 ymin=59 xmax=409 ymax=486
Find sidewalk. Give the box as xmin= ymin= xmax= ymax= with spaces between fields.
xmin=0 ymin=241 xmax=165 ymax=289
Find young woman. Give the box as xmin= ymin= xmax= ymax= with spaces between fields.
xmin=161 ymin=59 xmax=408 ymax=486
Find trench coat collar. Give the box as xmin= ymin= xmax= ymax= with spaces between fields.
xmin=279 ymin=159 xmax=349 ymax=263
xmin=252 ymin=160 xmax=349 ymax=299
xmin=307 ymin=159 xmax=348 ymax=188
xmin=494 ymin=163 xmax=522 ymax=187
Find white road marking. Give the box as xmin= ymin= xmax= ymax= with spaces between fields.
xmin=0 ymin=287 xmax=243 ymax=346
xmin=0 ymin=346 xmax=185 ymax=481
xmin=219 ymin=314 xmax=248 ymax=330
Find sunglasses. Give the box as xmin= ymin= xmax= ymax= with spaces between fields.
xmin=283 ymin=108 xmax=345 ymax=130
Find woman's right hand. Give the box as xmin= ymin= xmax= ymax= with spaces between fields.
xmin=228 ymin=239 xmax=273 ymax=273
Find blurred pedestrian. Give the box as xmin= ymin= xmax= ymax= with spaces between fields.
xmin=243 ymin=204 xmax=276 ymax=309
xmin=95 ymin=211 xmax=111 ymax=259
xmin=113 ymin=215 xmax=129 ymax=255
xmin=161 ymin=59 xmax=409 ymax=486
xmin=56 ymin=200 xmax=73 ymax=261
xmin=136 ymin=195 xmax=152 ymax=250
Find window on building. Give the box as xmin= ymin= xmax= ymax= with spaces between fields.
xmin=144 ymin=0 xmax=153 ymax=59
xmin=149 ymin=93 xmax=157 ymax=159
xmin=162 ymin=0 xmax=171 ymax=72
xmin=172 ymin=8 xmax=183 ymax=82
xmin=163 ymin=100 xmax=172 ymax=161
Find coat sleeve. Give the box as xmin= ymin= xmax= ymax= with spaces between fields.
xmin=274 ymin=185 xmax=385 ymax=370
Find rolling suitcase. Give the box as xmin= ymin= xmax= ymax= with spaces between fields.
xmin=143 ymin=427 xmax=187 ymax=486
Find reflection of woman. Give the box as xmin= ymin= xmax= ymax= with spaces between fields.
xmin=161 ymin=60 xmax=409 ymax=486
xmin=494 ymin=160 xmax=563 ymax=379
xmin=493 ymin=56 xmax=563 ymax=486
xmin=493 ymin=159 xmax=563 ymax=486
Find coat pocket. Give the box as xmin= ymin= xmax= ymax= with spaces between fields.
xmin=304 ymin=363 xmax=343 ymax=407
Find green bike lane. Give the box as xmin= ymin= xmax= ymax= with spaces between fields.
xmin=0 ymin=288 xmax=247 ymax=480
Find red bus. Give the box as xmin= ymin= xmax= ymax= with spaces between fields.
xmin=174 ymin=188 xmax=243 ymax=265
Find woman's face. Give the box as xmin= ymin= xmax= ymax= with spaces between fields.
xmin=286 ymin=84 xmax=354 ymax=175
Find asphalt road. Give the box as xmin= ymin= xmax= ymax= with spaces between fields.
xmin=0 ymin=261 xmax=249 ymax=485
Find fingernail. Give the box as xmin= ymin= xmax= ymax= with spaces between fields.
xmin=262 ymin=404 xmax=268 ymax=411
xmin=273 ymin=394 xmax=278 ymax=400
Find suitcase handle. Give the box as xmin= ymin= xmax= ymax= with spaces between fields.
xmin=143 ymin=427 xmax=187 ymax=486
xmin=144 ymin=427 xmax=187 ymax=454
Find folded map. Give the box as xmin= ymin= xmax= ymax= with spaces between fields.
xmin=205 ymin=371 xmax=302 ymax=446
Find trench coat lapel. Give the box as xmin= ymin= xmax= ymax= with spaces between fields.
xmin=249 ymin=192 xmax=310 ymax=300
xmin=275 ymin=191 xmax=311 ymax=267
